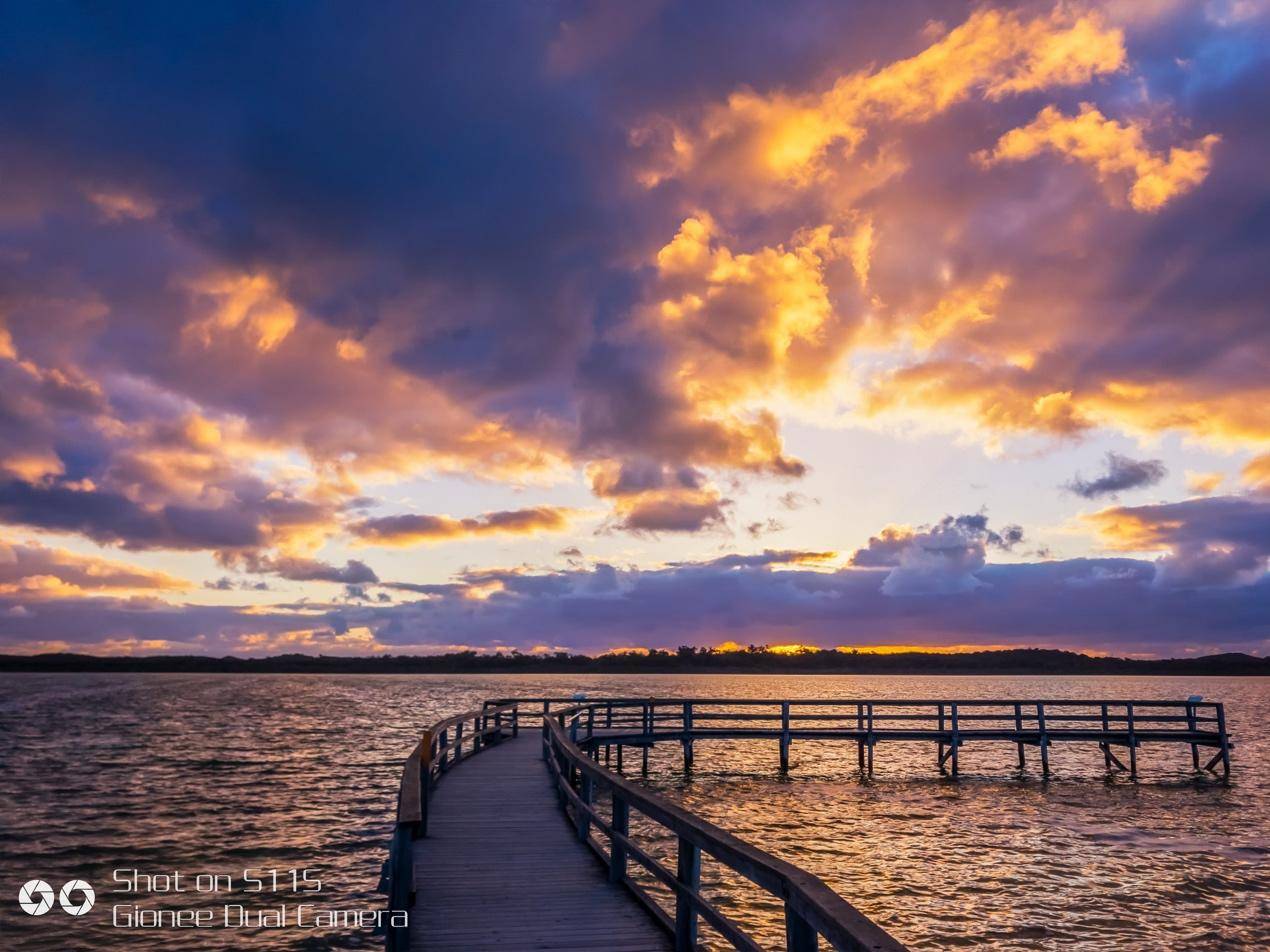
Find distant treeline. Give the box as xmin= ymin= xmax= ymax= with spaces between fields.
xmin=1 ymin=647 xmax=1267 ymax=675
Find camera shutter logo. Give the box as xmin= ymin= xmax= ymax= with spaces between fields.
xmin=58 ymin=879 xmax=96 ymax=916
xmin=18 ymin=880 xmax=54 ymax=916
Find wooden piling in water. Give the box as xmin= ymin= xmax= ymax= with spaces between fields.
xmin=779 ymin=701 xmax=791 ymax=773
xmin=681 ymin=701 xmax=693 ymax=772
xmin=1127 ymin=703 xmax=1138 ymax=779
xmin=1014 ymin=702 xmax=1025 ymax=770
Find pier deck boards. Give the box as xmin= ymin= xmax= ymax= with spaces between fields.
xmin=408 ymin=733 xmax=672 ymax=952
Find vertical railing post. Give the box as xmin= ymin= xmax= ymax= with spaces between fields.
xmin=512 ymin=703 xmax=519 ymax=738
xmin=386 ymin=822 xmax=414 ymax=951
xmin=473 ymin=711 xmax=483 ymax=754
xmin=542 ymin=718 xmax=549 ymax=760
xmin=1126 ymin=703 xmax=1138 ymax=779
xmin=937 ymin=703 xmax=946 ymax=774
xmin=1013 ymin=702 xmax=1025 ymax=770
xmin=856 ymin=703 xmax=865 ymax=773
xmin=1185 ymin=701 xmax=1198 ymax=771
xmin=950 ymin=703 xmax=960 ymax=777
xmin=454 ymin=720 xmax=464 ymax=766
xmin=682 ymin=701 xmax=694 ymax=772
xmin=609 ymin=794 xmax=629 ymax=884
xmin=576 ymin=772 xmax=593 ymax=842
xmin=780 ymin=701 xmax=791 ymax=773
xmin=866 ymin=703 xmax=875 ymax=777
xmin=644 ymin=702 xmax=652 ymax=775
xmin=785 ymin=902 xmax=818 ymax=952
xmin=1037 ymin=703 xmax=1050 ymax=778
xmin=419 ymin=731 xmax=433 ymax=838
xmin=439 ymin=727 xmax=449 ymax=772
xmin=605 ymin=703 xmax=614 ymax=765
xmin=675 ymin=836 xmax=700 ymax=952
xmin=1100 ymin=703 xmax=1113 ymax=770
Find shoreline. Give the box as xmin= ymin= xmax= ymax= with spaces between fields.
xmin=3 ymin=648 xmax=1266 ymax=676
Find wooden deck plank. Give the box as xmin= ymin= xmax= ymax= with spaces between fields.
xmin=409 ymin=734 xmax=672 ymax=952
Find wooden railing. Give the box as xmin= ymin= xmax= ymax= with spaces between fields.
xmin=380 ymin=701 xmax=519 ymax=951
xmin=542 ymin=701 xmax=908 ymax=952
xmin=497 ymin=696 xmax=1233 ymax=780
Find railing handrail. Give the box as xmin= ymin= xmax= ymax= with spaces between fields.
xmin=495 ymin=695 xmax=1223 ymax=708
xmin=543 ymin=701 xmax=908 ymax=952
xmin=393 ymin=701 xmax=520 ymax=824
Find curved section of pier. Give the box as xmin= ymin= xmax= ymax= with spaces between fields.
xmin=408 ymin=733 xmax=671 ymax=952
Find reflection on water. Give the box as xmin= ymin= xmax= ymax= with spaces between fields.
xmin=0 ymin=673 xmax=1266 ymax=950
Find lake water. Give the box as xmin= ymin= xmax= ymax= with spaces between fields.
xmin=0 ymin=673 xmax=1265 ymax=950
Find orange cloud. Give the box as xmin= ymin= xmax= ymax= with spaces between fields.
xmin=0 ymin=539 xmax=189 ymax=597
xmin=652 ymin=214 xmax=852 ymax=403
xmin=587 ymin=459 xmax=730 ymax=533
xmin=1 ymin=450 xmax=64 ymax=483
xmin=1243 ymin=454 xmax=1270 ymax=491
xmin=168 ymin=267 xmax=572 ymax=482
xmin=86 ymin=188 xmax=157 ymax=221
xmin=865 ymin=357 xmax=1270 ymax=447
xmin=865 ymin=360 xmax=1094 ymax=437
xmin=583 ymin=216 xmax=853 ymax=487
xmin=1084 ymin=508 xmax=1178 ymax=553
xmin=911 ymin=273 xmax=1010 ymax=349
xmin=1186 ymin=471 xmax=1224 ymax=495
xmin=980 ymin=103 xmax=1219 ymax=211
xmin=350 ymin=506 xmax=576 ymax=546
xmin=234 ymin=625 xmax=387 ymax=656
xmin=640 ymin=6 xmax=1124 ymax=192
xmin=184 ymin=273 xmax=298 ymax=353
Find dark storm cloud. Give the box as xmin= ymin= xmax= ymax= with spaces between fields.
xmin=204 ymin=576 xmax=271 ymax=592
xmin=1066 ymin=452 xmax=1168 ymax=499
xmin=344 ymin=556 xmax=1270 ymax=656
xmin=1089 ymin=493 xmax=1270 ymax=589
xmin=0 ymin=473 xmax=337 ymax=553
xmin=3 ymin=1 xmax=1266 ymax=519
xmin=229 ymin=554 xmax=380 ymax=586
xmin=0 ymin=594 xmax=322 ymax=651
xmin=669 ymin=549 xmax=834 ymax=570
xmin=0 ymin=1 xmax=1268 ymax=656
xmin=4 ymin=552 xmax=1267 ymax=657
xmin=0 ymin=478 xmax=264 ymax=550
xmin=614 ymin=494 xmax=730 ymax=533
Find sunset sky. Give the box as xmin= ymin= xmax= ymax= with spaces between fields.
xmin=1 ymin=1 xmax=1267 ymax=658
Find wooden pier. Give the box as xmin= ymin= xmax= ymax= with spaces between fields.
xmin=382 ymin=697 xmax=1232 ymax=952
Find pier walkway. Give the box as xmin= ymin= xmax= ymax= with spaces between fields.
xmin=407 ymin=732 xmax=671 ymax=951
xmin=383 ymin=696 xmax=1232 ymax=952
